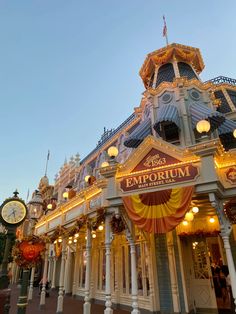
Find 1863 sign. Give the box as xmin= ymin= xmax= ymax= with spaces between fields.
xmin=120 ymin=148 xmax=199 ymax=192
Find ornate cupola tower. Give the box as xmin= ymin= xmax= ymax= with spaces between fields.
xmin=140 ymin=43 xmax=205 ymax=89
xmin=137 ymin=43 xmax=232 ymax=148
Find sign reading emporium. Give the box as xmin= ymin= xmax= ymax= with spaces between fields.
xmin=120 ymin=148 xmax=199 ymax=192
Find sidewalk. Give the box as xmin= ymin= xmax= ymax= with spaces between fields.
xmin=9 ymin=285 xmax=129 ymax=314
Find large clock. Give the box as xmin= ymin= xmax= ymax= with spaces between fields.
xmin=0 ymin=198 xmax=27 ymax=227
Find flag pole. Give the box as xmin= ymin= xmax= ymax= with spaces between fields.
xmin=45 ymin=150 xmax=50 ymax=176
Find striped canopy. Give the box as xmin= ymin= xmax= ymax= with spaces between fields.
xmin=190 ymin=103 xmax=225 ymax=130
xmin=153 ymin=104 xmax=181 ymax=135
xmin=124 ymin=119 xmax=152 ymax=148
xmin=218 ymin=118 xmax=236 ymax=135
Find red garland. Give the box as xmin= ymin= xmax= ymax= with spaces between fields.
xmin=179 ymin=229 xmax=220 ymax=238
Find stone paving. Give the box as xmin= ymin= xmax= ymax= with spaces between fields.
xmin=9 ymin=284 xmax=129 ymax=314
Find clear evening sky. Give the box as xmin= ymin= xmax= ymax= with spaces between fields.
xmin=0 ymin=0 xmax=235 ymax=201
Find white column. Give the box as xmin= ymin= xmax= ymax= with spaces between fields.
xmin=40 ymin=243 xmax=49 ymax=308
xmin=28 ymin=267 xmax=35 ymax=301
xmin=51 ymin=257 xmax=57 ymax=289
xmin=83 ymin=227 xmax=92 ymax=314
xmin=126 ymin=231 xmax=140 ymax=314
xmin=63 ymin=249 xmax=69 ymax=293
xmin=47 ymin=257 xmax=52 ymax=283
xmin=56 ymin=239 xmax=66 ymax=314
xmin=221 ymin=233 xmax=236 ymax=306
xmin=104 ymin=215 xmax=113 ymax=314
xmin=72 ymin=248 xmax=79 ymax=295
xmin=210 ymin=194 xmax=236 ymax=311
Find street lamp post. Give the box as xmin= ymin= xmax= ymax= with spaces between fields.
xmin=16 ymin=190 xmax=44 ymax=314
xmin=0 ymin=191 xmax=28 ymax=314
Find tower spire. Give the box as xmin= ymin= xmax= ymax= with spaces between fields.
xmin=44 ymin=150 xmax=50 ymax=176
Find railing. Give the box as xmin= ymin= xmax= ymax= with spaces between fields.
xmin=205 ymin=76 xmax=236 ymax=86
xmin=80 ymin=112 xmax=137 ymax=164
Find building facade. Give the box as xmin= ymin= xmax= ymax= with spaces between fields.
xmin=23 ymin=43 xmax=236 ymax=314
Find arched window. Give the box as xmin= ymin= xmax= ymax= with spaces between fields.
xmin=155 ymin=63 xmax=175 ymax=87
xmin=178 ymin=62 xmax=197 ymax=80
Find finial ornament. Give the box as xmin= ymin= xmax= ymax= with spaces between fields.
xmin=13 ymin=190 xmax=19 ymax=198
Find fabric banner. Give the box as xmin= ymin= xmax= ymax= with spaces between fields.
xmin=122 ymin=186 xmax=193 ymax=234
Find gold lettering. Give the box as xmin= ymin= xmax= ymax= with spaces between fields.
xmin=149 ymin=173 xmax=157 ymax=182
xmin=169 ymin=169 xmax=178 ymax=178
xmin=157 ymin=172 xmax=165 ymax=180
xmin=142 ymin=174 xmax=149 ymax=183
xmin=126 ymin=178 xmax=134 ymax=188
xmin=177 ymin=166 xmax=191 ymax=177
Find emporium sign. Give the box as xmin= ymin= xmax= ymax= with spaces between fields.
xmin=120 ymin=148 xmax=199 ymax=193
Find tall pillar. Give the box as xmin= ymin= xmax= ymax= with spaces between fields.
xmin=63 ymin=249 xmax=69 ymax=293
xmin=47 ymin=256 xmax=53 ymax=283
xmin=126 ymin=231 xmax=140 ymax=314
xmin=56 ymin=239 xmax=66 ymax=314
xmin=51 ymin=257 xmax=57 ymax=289
xmin=72 ymin=248 xmax=79 ymax=295
xmin=83 ymin=227 xmax=92 ymax=314
xmin=104 ymin=214 xmax=113 ymax=314
xmin=210 ymin=194 xmax=236 ymax=311
xmin=28 ymin=267 xmax=35 ymax=301
xmin=40 ymin=243 xmax=49 ymax=308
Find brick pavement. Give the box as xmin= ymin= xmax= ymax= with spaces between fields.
xmin=9 ymin=285 xmax=129 ymax=314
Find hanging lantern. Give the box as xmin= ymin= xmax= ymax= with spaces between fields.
xmin=233 ymin=129 xmax=236 ymax=138
xmin=185 ymin=212 xmax=194 ymax=222
xmin=196 ymin=120 xmax=211 ymax=134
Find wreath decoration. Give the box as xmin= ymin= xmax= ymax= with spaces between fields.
xmin=110 ymin=214 xmax=126 ymax=234
xmin=12 ymin=235 xmax=46 ymax=269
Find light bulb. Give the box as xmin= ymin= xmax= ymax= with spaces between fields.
xmin=182 ymin=220 xmax=188 ymax=226
xmin=98 ymin=225 xmax=104 ymax=231
xmin=209 ymin=217 xmax=215 ymax=223
xmin=192 ymin=206 xmax=199 ymax=214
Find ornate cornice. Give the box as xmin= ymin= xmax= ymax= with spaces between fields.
xmin=140 ymin=43 xmax=205 ymax=88
xmin=145 ymin=77 xmax=213 ymax=97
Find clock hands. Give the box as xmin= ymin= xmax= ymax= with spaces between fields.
xmin=7 ymin=209 xmax=17 ymax=221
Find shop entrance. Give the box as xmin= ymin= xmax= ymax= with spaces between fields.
xmin=182 ymin=236 xmax=233 ymax=313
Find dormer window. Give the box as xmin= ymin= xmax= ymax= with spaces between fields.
xmin=158 ymin=122 xmax=180 ymax=145
xmin=155 ymin=63 xmax=175 ymax=87
xmin=153 ymin=104 xmax=181 ymax=145
xmin=178 ymin=62 xmax=197 ymax=80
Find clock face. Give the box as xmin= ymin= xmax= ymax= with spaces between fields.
xmin=1 ymin=200 xmax=27 ymax=225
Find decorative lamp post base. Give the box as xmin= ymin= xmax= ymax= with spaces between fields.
xmin=83 ymin=302 xmax=91 ymax=314
xmin=17 ymin=270 xmax=30 ymax=314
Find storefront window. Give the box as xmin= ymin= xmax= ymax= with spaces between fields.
xmin=192 ymin=240 xmax=210 ymax=279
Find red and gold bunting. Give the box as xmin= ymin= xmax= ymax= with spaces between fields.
xmin=122 ymin=186 xmax=193 ymax=234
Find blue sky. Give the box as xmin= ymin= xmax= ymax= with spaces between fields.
xmin=0 ymin=0 xmax=235 ymax=201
